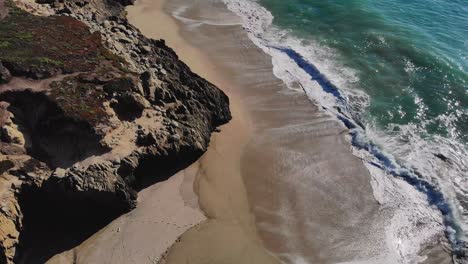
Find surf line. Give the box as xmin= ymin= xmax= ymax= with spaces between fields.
xmin=274 ymin=46 xmax=466 ymax=255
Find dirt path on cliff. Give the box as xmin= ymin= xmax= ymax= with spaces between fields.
xmin=0 ymin=0 xmax=7 ymax=20
xmin=0 ymin=74 xmax=79 ymax=93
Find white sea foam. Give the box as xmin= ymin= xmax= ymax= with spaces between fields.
xmin=366 ymin=120 xmax=468 ymax=241
xmin=222 ymin=0 xmax=368 ymax=120
xmin=222 ymin=0 xmax=466 ymax=262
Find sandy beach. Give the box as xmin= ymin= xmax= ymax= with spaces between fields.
xmin=46 ymin=0 xmax=453 ymax=263
xmin=126 ymin=1 xmax=280 ymax=263
xmin=49 ymin=0 xmax=278 ymax=263
xmin=126 ymin=0 xmax=386 ymax=262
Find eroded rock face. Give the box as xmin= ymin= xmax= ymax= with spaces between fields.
xmin=0 ymin=153 xmax=50 ymax=264
xmin=0 ymin=179 xmax=21 ymax=264
xmin=0 ymin=89 xmax=110 ymax=169
xmin=0 ymin=0 xmax=231 ymax=263
xmin=0 ymin=63 xmax=11 ymax=84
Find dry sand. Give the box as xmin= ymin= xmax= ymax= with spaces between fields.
xmin=47 ymin=164 xmax=206 ymax=264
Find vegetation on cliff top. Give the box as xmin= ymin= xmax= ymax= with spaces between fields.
xmin=0 ymin=1 xmax=140 ymax=126
xmin=0 ymin=2 xmax=124 ymax=78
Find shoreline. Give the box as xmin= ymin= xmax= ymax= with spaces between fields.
xmin=145 ymin=1 xmax=454 ymax=263
xmin=47 ymin=0 xmax=455 ymax=263
xmin=127 ymin=0 xmax=381 ymax=262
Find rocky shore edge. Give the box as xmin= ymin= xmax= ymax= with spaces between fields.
xmin=0 ymin=0 xmax=231 ymax=262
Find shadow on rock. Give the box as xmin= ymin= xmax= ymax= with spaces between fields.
xmin=14 ymin=184 xmax=130 ymax=264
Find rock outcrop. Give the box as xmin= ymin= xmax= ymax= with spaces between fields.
xmin=0 ymin=0 xmax=231 ymax=263
xmin=0 ymin=63 xmax=11 ymax=84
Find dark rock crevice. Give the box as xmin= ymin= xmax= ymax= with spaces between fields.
xmin=123 ymin=148 xmax=204 ymax=192
xmin=11 ymin=145 xmax=204 ymax=263
xmin=0 ymin=89 xmax=109 ymax=169
xmin=14 ymin=183 xmax=129 ymax=264
xmin=110 ymin=93 xmax=146 ymax=121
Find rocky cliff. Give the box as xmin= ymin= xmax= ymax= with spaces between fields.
xmin=0 ymin=0 xmax=231 ymax=262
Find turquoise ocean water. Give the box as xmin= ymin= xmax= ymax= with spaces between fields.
xmin=259 ymin=0 xmax=467 ymax=142
xmin=224 ymin=0 xmax=468 ymax=253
